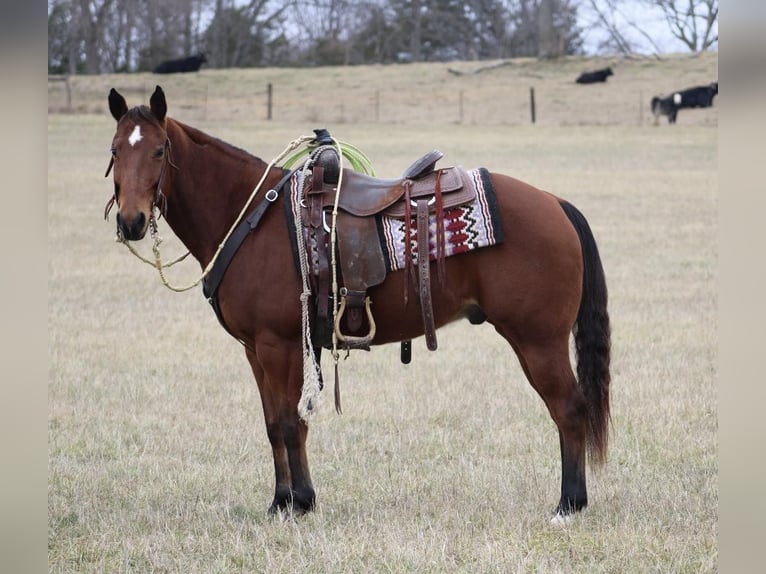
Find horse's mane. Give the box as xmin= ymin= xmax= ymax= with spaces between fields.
xmin=123 ymin=105 xmax=265 ymax=166
xmin=168 ymin=115 xmax=265 ymax=166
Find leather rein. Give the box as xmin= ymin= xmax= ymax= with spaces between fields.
xmin=201 ymin=168 xmax=293 ymax=345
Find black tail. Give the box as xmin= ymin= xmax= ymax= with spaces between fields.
xmin=559 ymin=200 xmax=611 ymax=465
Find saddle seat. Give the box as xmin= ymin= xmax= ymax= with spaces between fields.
xmin=312 ymin=163 xmax=476 ymax=219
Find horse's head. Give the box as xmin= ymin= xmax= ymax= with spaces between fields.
xmin=106 ymin=85 xmax=170 ymax=241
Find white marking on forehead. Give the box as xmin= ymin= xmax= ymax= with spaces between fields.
xmin=673 ymin=93 xmax=682 ymax=105
xmin=128 ymin=125 xmax=143 ymax=146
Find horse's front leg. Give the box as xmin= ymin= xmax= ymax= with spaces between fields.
xmin=246 ymin=341 xmax=316 ymax=515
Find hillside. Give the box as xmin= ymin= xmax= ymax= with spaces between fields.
xmin=49 ymin=52 xmax=718 ymax=127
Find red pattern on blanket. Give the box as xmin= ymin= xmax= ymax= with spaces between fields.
xmin=377 ymin=167 xmax=503 ymax=271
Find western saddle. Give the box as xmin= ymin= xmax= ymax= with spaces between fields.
xmin=300 ymin=143 xmax=477 ymax=355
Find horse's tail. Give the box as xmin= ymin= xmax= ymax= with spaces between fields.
xmin=559 ymin=200 xmax=612 ymax=466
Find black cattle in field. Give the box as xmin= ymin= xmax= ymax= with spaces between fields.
xmin=153 ymin=53 xmax=207 ymax=74
xmin=575 ymin=67 xmax=613 ymax=84
xmin=651 ymin=95 xmax=679 ymax=124
xmin=651 ymin=82 xmax=718 ymax=124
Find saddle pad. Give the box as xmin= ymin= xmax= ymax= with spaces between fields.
xmin=283 ymin=167 xmax=503 ymax=278
xmin=376 ymin=168 xmax=503 ymax=271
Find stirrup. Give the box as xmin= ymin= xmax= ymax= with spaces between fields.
xmin=334 ymin=295 xmax=376 ymax=349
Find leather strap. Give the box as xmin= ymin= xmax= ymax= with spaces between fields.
xmin=202 ymin=195 xmax=271 ymax=300
xmin=403 ymin=181 xmax=413 ymax=306
xmin=416 ymin=199 xmax=438 ymax=351
xmin=202 ymin=169 xmax=292 ymax=337
xmin=434 ymin=170 xmax=446 ymax=285
xmin=309 ymin=167 xmax=330 ymax=321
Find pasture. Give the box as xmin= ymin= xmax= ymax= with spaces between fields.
xmin=49 ymin=53 xmax=717 ymax=572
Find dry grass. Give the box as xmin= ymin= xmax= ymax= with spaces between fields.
xmin=49 ymin=54 xmax=716 ymax=572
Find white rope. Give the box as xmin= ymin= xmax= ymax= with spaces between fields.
xmin=293 ymin=167 xmax=323 ymax=422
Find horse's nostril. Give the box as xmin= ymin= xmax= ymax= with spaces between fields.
xmin=116 ymin=211 xmax=147 ymax=240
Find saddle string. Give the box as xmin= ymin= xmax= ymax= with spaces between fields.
xmin=327 ymin=139 xmax=346 ymax=415
xmin=402 ymin=181 xmax=413 ymax=306
xmin=116 ymin=135 xmax=315 ymax=293
xmin=434 ymin=170 xmax=447 ymax=285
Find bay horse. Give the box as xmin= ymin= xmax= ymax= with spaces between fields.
xmin=105 ymin=86 xmax=611 ymax=522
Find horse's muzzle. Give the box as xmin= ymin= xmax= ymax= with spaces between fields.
xmin=116 ymin=211 xmax=147 ymax=241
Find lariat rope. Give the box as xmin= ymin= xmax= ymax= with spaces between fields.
xmin=293 ymin=141 xmax=347 ymax=417
xmin=285 ymin=140 xmax=375 ymax=407
xmin=293 ymin=164 xmax=323 ymax=421
xmin=117 ymin=134 xmax=315 ymax=292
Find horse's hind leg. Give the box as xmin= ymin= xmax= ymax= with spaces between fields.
xmin=515 ymin=338 xmax=590 ymax=520
xmin=246 ymin=344 xmax=315 ymax=515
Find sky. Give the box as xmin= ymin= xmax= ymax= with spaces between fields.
xmin=578 ymin=1 xmax=719 ymax=55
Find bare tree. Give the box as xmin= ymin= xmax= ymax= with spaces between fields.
xmin=48 ymin=0 xmax=209 ymax=73
xmin=537 ymin=0 xmax=555 ymax=57
xmin=645 ymin=0 xmax=717 ymax=52
xmin=584 ymin=0 xmax=717 ymax=55
xmin=584 ymin=0 xmax=663 ymax=56
xmin=75 ymin=0 xmax=115 ymax=74
xmin=49 ymin=0 xmax=589 ymax=72
xmin=409 ymin=0 xmax=422 ymax=61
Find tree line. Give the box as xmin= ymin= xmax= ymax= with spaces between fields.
xmin=47 ymin=0 xmax=717 ymax=75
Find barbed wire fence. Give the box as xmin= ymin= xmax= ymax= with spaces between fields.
xmin=48 ymin=73 xmax=718 ymax=128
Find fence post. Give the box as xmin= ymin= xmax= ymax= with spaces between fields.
xmin=267 ymin=83 xmax=273 ymax=120
xmin=65 ymin=76 xmax=72 ymax=113
xmin=530 ymin=87 xmax=536 ymax=124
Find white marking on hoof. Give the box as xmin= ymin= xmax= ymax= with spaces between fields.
xmin=550 ymin=511 xmax=575 ymax=527
xmin=673 ymin=93 xmax=682 ymax=105
xmin=128 ymin=125 xmax=143 ymax=146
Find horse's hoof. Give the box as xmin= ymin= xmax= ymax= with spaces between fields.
xmin=267 ymin=493 xmax=315 ymax=517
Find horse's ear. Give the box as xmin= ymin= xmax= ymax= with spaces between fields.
xmin=150 ymin=85 xmax=167 ymax=123
xmin=108 ymin=88 xmax=128 ymax=122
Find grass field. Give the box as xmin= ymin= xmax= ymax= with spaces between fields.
xmin=49 ymin=52 xmax=718 ymax=127
xmin=49 ymin=53 xmax=717 ymax=572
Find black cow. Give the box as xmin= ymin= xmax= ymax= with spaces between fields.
xmin=153 ymin=53 xmax=207 ymax=74
xmin=575 ymin=67 xmax=613 ymax=84
xmin=651 ymin=82 xmax=718 ymax=124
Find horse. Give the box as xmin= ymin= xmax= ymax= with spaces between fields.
xmin=104 ymin=85 xmax=611 ymax=522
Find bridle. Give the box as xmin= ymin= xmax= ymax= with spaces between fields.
xmin=103 ymin=136 xmax=173 ymax=227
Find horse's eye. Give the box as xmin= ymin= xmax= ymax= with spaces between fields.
xmin=154 ymin=147 xmax=164 ymax=159
xmin=110 ymin=146 xmax=117 ymax=158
